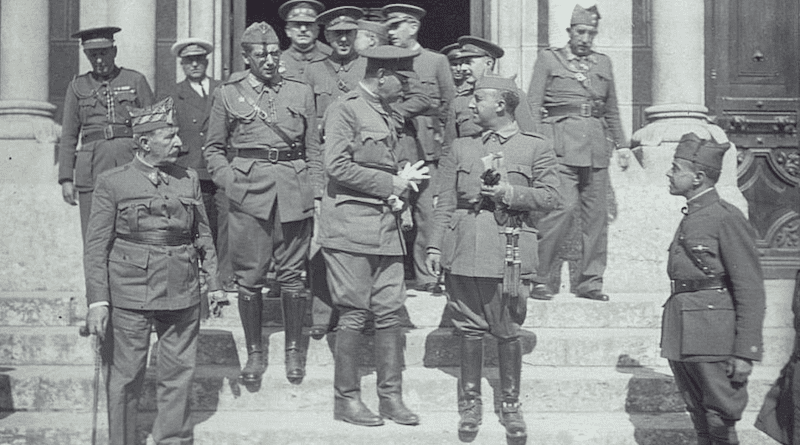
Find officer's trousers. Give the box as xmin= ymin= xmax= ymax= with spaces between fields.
xmin=322 ymin=248 xmax=406 ymax=331
xmin=228 ymin=204 xmax=310 ymax=292
xmin=669 ymin=360 xmax=748 ymax=445
xmin=535 ymin=165 xmax=608 ymax=294
xmin=105 ymin=304 xmax=200 ymax=445
xmin=445 ymin=274 xmax=520 ymax=340
xmin=411 ymin=161 xmax=438 ymax=287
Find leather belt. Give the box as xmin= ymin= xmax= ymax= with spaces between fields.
xmin=116 ymin=231 xmax=193 ymax=246
xmin=544 ymin=102 xmax=603 ymax=119
xmin=671 ymin=276 xmax=727 ymax=294
xmin=82 ymin=125 xmax=134 ymax=144
xmin=236 ymin=146 xmax=305 ymax=163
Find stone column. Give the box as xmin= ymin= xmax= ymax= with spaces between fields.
xmin=108 ymin=0 xmax=157 ymax=87
xmin=491 ymin=0 xmax=538 ymax=89
xmin=0 ymin=0 xmax=78 ymax=293
xmin=607 ymin=0 xmax=745 ymax=294
xmin=0 ymin=0 xmax=57 ymax=128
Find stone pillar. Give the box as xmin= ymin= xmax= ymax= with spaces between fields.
xmin=607 ymin=0 xmax=745 ymax=294
xmin=0 ymin=0 xmax=78 ymax=293
xmin=108 ymin=0 xmax=157 ymax=87
xmin=0 ymin=0 xmax=57 ymax=125
xmin=491 ymin=0 xmax=538 ymax=89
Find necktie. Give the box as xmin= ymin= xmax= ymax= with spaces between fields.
xmin=199 ymin=83 xmax=206 ymax=98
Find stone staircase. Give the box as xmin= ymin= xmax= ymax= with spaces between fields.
xmin=0 ymin=283 xmax=793 ymax=445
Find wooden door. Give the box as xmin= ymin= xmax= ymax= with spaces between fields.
xmin=706 ymin=0 xmax=800 ymax=278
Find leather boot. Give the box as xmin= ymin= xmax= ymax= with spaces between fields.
xmin=458 ymin=336 xmax=483 ymax=438
xmin=498 ymin=338 xmax=527 ymax=444
xmin=238 ymin=288 xmax=264 ymax=384
xmin=376 ymin=327 xmax=419 ymax=425
xmin=334 ymin=328 xmax=384 ymax=426
xmin=282 ymin=289 xmax=309 ymax=384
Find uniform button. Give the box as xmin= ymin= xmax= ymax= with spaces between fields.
xmin=192 ymin=119 xmax=197 ymax=123
xmin=200 ymin=132 xmax=204 ymax=136
xmin=707 ymin=304 xmax=714 ymax=309
xmin=751 ymin=346 xmax=758 ymax=353
xmin=167 ymin=252 xmax=172 ymax=257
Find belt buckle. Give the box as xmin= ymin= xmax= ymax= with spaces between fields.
xmin=267 ymin=148 xmax=280 ymax=163
xmin=103 ymin=125 xmax=114 ymax=140
xmin=580 ymin=103 xmax=591 ymax=118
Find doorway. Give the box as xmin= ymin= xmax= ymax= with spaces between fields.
xmin=230 ymin=0 xmax=472 ymax=72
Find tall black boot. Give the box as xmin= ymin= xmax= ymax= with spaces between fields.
xmin=458 ymin=336 xmax=483 ymax=439
xmin=238 ymin=287 xmax=264 ymax=384
xmin=334 ymin=328 xmax=384 ymax=426
xmin=376 ymin=327 xmax=419 ymax=425
xmin=282 ymin=289 xmax=309 ymax=384
xmin=498 ymin=337 xmax=527 ymax=445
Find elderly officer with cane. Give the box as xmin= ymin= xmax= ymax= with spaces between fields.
xmin=84 ymin=97 xmax=224 ymax=445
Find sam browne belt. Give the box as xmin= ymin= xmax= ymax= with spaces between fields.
xmin=116 ymin=230 xmax=193 ymax=246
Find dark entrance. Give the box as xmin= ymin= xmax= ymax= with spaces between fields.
xmin=230 ymin=0 xmax=471 ymax=72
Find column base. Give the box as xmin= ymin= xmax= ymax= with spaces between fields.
xmin=0 ymin=100 xmax=59 ymax=142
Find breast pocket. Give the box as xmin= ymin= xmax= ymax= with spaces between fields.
xmin=118 ymin=199 xmax=151 ymax=232
xmin=78 ymin=96 xmax=99 ymax=122
xmin=506 ymin=163 xmax=533 ymax=188
xmin=455 ymin=161 xmax=480 ymax=200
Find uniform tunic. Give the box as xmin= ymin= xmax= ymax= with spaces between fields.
xmin=304 ymin=55 xmax=367 ymax=120
xmin=281 ymin=41 xmax=332 ymax=81
xmin=526 ymin=46 xmax=625 ymax=293
xmin=661 ymin=188 xmax=765 ymax=433
xmin=58 ymin=67 xmax=154 ymax=236
xmin=83 ymin=156 xmax=218 ymax=445
xmin=431 ymin=122 xmax=560 ymax=337
xmin=319 ymin=85 xmax=408 ymax=327
xmin=204 ymin=71 xmax=322 ymax=289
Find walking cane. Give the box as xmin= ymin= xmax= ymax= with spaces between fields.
xmin=79 ymin=324 xmax=100 ymax=445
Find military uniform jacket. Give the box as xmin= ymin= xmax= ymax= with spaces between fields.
xmin=660 ymin=189 xmax=766 ymax=362
xmin=203 ymin=71 xmax=322 ymax=223
xmin=430 ymin=121 xmax=561 ymax=278
xmin=281 ymin=41 xmax=333 ymax=81
xmin=84 ymin=156 xmax=220 ymax=310
xmin=170 ymin=78 xmax=221 ymax=181
xmin=303 ymin=55 xmax=367 ymax=120
xmin=58 ymin=67 xmax=155 ymax=191
xmin=319 ymin=85 xmax=406 ymax=256
xmin=527 ymin=47 xmax=625 ymax=168
xmin=405 ymin=47 xmax=456 ymax=162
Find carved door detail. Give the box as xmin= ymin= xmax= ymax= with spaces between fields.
xmin=707 ymin=0 xmax=800 ymax=278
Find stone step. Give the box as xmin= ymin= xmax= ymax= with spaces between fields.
xmin=0 ymin=325 xmax=794 ymax=368
xmin=0 ymin=364 xmax=784 ymax=415
xmin=1 ymin=282 xmax=793 ymax=329
xmin=0 ymin=410 xmax=778 ymax=445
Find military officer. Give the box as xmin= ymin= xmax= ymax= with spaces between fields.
xmin=59 ymin=26 xmax=154 ymax=238
xmin=320 ymin=45 xmax=428 ymax=427
xmin=526 ymin=4 xmax=632 ymax=301
xmin=279 ymin=0 xmax=331 ymax=81
xmin=440 ymin=42 xmax=467 ymax=92
xmin=303 ymin=6 xmax=366 ymax=339
xmin=354 ymin=18 xmax=389 ymax=55
xmin=448 ymin=36 xmax=537 ymax=143
xmin=426 ymin=75 xmax=561 ymax=444
xmin=384 ymin=3 xmax=456 ymax=295
xmin=168 ymin=38 xmax=233 ymax=305
xmin=662 ymin=133 xmax=765 ymax=445
xmin=84 ymin=97 xmax=224 ymax=445
xmin=305 ymin=6 xmax=367 ymax=121
xmin=204 ymin=22 xmax=322 ymax=385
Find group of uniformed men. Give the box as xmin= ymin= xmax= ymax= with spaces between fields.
xmin=62 ymin=2 xmax=767 ymax=445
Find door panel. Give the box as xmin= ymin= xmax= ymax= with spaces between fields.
xmin=707 ymin=0 xmax=800 ymax=278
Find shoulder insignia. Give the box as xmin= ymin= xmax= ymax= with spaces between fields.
xmin=223 ymin=70 xmax=250 ymax=85
xmin=520 ymin=130 xmax=546 ymax=140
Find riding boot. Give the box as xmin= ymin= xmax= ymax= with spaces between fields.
xmin=498 ymin=337 xmax=527 ymax=444
xmin=376 ymin=327 xmax=420 ymax=425
xmin=238 ymin=287 xmax=264 ymax=384
xmin=282 ymin=288 xmax=309 ymax=384
xmin=334 ymin=328 xmax=383 ymax=426
xmin=458 ymin=336 xmax=483 ymax=437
